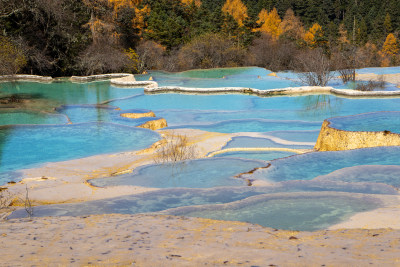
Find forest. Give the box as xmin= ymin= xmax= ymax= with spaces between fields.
xmin=0 ymin=0 xmax=399 ymax=76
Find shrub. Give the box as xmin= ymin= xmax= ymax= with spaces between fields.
xmin=176 ymin=33 xmax=245 ymax=70
xmin=295 ymin=48 xmax=333 ymax=86
xmin=356 ymin=76 xmax=386 ymax=91
xmin=153 ymin=133 xmax=197 ymax=164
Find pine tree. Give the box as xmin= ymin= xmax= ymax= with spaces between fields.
xmin=384 ymin=13 xmax=392 ymax=34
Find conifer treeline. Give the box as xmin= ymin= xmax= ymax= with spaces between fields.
xmin=0 ymin=0 xmax=399 ymax=76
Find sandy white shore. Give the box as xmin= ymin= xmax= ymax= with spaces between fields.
xmin=1 ymin=214 xmax=400 ymax=266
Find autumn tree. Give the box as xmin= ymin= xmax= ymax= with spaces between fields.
xmin=108 ymin=0 xmax=141 ymax=12
xmin=247 ymin=33 xmax=298 ymax=71
xmin=135 ymin=40 xmax=165 ymax=72
xmin=279 ymin=8 xmax=304 ymax=41
xmin=0 ymin=36 xmax=26 ymax=75
xmin=257 ymin=8 xmax=282 ymax=39
xmin=338 ymin=23 xmax=349 ymax=47
xmin=181 ymin=0 xmax=201 ymax=7
xmin=132 ymin=5 xmax=151 ymax=38
xmin=177 ymin=33 xmax=245 ymax=70
xmin=222 ymin=0 xmax=248 ymax=27
xmin=382 ymin=33 xmax=399 ymax=56
xmin=304 ymin=23 xmax=327 ymax=48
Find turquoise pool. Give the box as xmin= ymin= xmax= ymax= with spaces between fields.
xmin=0 ymin=123 xmax=160 ymax=183
xmin=3 ymin=66 xmax=400 ymax=230
xmin=90 ymin=158 xmax=266 ymax=188
xmin=328 ymin=111 xmax=400 ymax=133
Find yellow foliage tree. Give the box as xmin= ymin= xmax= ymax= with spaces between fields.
xmin=132 ymin=5 xmax=151 ymax=37
xmin=257 ymin=8 xmax=282 ymax=39
xmin=304 ymin=23 xmax=324 ymax=48
xmin=222 ymin=0 xmax=248 ymax=27
xmin=0 ymin=36 xmax=26 ymax=75
xmin=125 ymin=48 xmax=140 ymax=73
xmin=279 ymin=8 xmax=304 ymax=40
xmin=338 ymin=23 xmax=349 ymax=45
xmin=181 ymin=0 xmax=201 ymax=7
xmin=382 ymin=33 xmax=399 ymax=56
xmin=108 ymin=0 xmax=141 ymax=11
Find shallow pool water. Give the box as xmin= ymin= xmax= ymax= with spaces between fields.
xmin=223 ymin=136 xmax=313 ymax=149
xmin=3 ymin=66 xmax=400 ymax=230
xmin=0 ymin=81 xmax=141 ymax=110
xmin=8 ymin=187 xmax=267 ymax=219
xmin=357 ymin=66 xmax=400 ymax=75
xmin=161 ymin=192 xmax=383 ymax=231
xmin=56 ymin=105 xmax=161 ymax=127
xmin=264 ymin=130 xmax=320 ymax=143
xmin=214 ymin=151 xmax=296 ymax=161
xmin=328 ymin=112 xmax=400 ymax=133
xmin=314 ymin=165 xmax=400 ymax=188
xmin=0 ymin=123 xmax=160 ymax=182
xmin=9 ymin=180 xmax=397 ymax=223
xmin=250 ymin=146 xmax=400 ymax=182
xmin=90 ymin=158 xmax=266 ymax=188
xmin=168 ymin=119 xmax=322 ymax=133
xmin=0 ymin=110 xmax=68 ymax=125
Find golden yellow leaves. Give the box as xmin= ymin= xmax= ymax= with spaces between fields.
xmin=132 ymin=5 xmax=151 ymax=37
xmin=222 ymin=0 xmax=248 ymax=27
xmin=304 ymin=23 xmax=324 ymax=47
xmin=108 ymin=0 xmax=140 ymax=11
xmin=181 ymin=0 xmax=201 ymax=7
xmin=382 ymin=33 xmax=399 ymax=56
xmin=0 ymin=36 xmax=27 ymax=75
xmin=257 ymin=8 xmax=282 ymax=39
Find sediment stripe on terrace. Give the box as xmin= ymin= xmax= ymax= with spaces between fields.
xmin=207 ymin=147 xmax=311 ymax=158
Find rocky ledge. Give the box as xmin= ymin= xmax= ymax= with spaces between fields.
xmin=315 ymin=117 xmax=400 ymax=151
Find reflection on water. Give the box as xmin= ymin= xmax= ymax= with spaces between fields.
xmin=297 ymin=95 xmax=343 ymax=119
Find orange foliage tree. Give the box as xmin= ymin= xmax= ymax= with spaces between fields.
xmin=132 ymin=5 xmax=151 ymax=37
xmin=108 ymin=0 xmax=141 ymax=11
xmin=279 ymin=8 xmax=304 ymax=40
xmin=257 ymin=8 xmax=282 ymax=39
xmin=0 ymin=36 xmax=26 ymax=75
xmin=181 ymin=0 xmax=201 ymax=7
xmin=222 ymin=0 xmax=248 ymax=27
xmin=304 ymin=23 xmax=325 ymax=48
xmin=382 ymin=33 xmax=399 ymax=56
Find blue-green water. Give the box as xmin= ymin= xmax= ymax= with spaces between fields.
xmin=0 ymin=123 xmax=160 ymax=182
xmin=214 ymin=151 xmax=296 ymax=161
xmin=161 ymin=192 xmax=382 ymax=231
xmin=90 ymin=158 xmax=266 ymax=188
xmin=328 ymin=112 xmax=400 ymax=133
xmin=250 ymin=146 xmax=400 ymax=182
xmin=3 ymin=66 xmax=400 ymax=230
xmin=0 ymin=110 xmax=68 ymax=125
xmin=222 ymin=136 xmax=313 ymax=149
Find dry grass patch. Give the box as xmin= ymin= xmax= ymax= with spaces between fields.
xmin=153 ymin=133 xmax=198 ymax=164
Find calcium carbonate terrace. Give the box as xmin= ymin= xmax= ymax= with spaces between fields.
xmin=2 ymin=66 xmax=400 ymax=231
